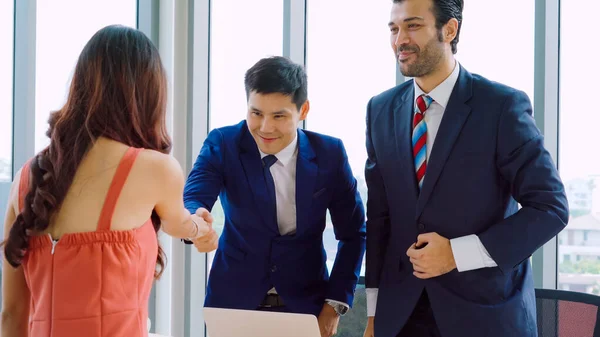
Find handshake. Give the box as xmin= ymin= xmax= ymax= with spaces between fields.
xmin=189 ymin=207 xmax=219 ymax=253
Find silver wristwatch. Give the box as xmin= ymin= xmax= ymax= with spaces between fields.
xmin=326 ymin=300 xmax=348 ymax=316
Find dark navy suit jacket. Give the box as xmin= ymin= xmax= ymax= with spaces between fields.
xmin=365 ymin=66 xmax=569 ymax=337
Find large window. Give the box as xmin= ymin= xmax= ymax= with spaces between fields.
xmin=0 ymin=0 xmax=14 ymax=312
xmin=208 ymin=0 xmax=283 ymax=239
xmin=0 ymin=0 xmax=15 ymax=234
xmin=557 ymin=0 xmax=600 ymax=294
xmin=35 ymin=0 xmax=137 ymax=153
xmin=209 ymin=0 xmax=284 ymax=133
xmin=456 ymin=0 xmax=535 ymax=102
xmin=305 ymin=2 xmax=395 ymax=335
xmin=305 ymin=1 xmax=396 ymax=279
xmin=0 ymin=0 xmax=14 ymax=185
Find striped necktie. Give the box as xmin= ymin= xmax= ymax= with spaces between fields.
xmin=412 ymin=94 xmax=433 ymax=190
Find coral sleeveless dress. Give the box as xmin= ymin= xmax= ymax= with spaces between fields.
xmin=20 ymin=147 xmax=158 ymax=337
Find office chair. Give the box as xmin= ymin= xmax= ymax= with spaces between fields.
xmin=536 ymin=288 xmax=600 ymax=337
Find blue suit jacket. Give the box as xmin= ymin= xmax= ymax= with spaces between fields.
xmin=184 ymin=121 xmax=366 ymax=316
xmin=365 ymin=66 xmax=568 ymax=337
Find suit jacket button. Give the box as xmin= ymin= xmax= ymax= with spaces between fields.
xmin=271 ymin=265 xmax=277 ymax=272
xmin=418 ymin=223 xmax=425 ymax=232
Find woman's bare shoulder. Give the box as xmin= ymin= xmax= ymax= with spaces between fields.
xmin=135 ymin=149 xmax=184 ymax=181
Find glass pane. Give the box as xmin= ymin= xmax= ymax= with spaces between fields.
xmin=35 ymin=0 xmax=137 ymax=153
xmin=456 ymin=0 xmax=535 ymax=102
xmin=557 ymin=0 xmax=600 ymax=294
xmin=0 ymin=0 xmax=14 ymax=183
xmin=208 ymin=0 xmax=283 ymax=245
xmin=306 ymin=1 xmax=396 ymax=282
xmin=457 ymin=0 xmax=535 ymax=276
xmin=0 ymin=0 xmax=15 ymax=312
xmin=209 ymin=0 xmax=284 ymax=133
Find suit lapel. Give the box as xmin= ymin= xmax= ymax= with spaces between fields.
xmin=238 ymin=126 xmax=280 ymax=235
xmin=416 ymin=67 xmax=473 ymax=219
xmin=394 ymin=87 xmax=420 ymax=201
xmin=295 ymin=129 xmax=317 ymax=236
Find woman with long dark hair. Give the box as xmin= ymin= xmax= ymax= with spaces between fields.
xmin=1 ymin=25 xmax=209 ymax=336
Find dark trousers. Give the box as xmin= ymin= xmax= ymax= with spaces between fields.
xmin=397 ymin=291 xmax=442 ymax=337
xmin=256 ymin=293 xmax=289 ymax=313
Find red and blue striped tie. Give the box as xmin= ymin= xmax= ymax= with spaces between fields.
xmin=412 ymin=94 xmax=433 ymax=190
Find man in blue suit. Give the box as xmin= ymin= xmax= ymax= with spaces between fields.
xmin=184 ymin=56 xmax=366 ymax=337
xmin=363 ymin=0 xmax=569 ymax=336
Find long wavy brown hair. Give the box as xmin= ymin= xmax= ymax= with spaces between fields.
xmin=4 ymin=25 xmax=169 ymax=278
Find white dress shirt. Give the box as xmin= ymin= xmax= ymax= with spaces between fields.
xmin=258 ymin=132 xmax=349 ymax=309
xmin=365 ymin=61 xmax=497 ymax=317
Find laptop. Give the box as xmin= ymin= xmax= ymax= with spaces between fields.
xmin=203 ymin=307 xmax=321 ymax=337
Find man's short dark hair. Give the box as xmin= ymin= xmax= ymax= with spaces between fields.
xmin=394 ymin=0 xmax=463 ymax=54
xmin=244 ymin=56 xmax=308 ymax=110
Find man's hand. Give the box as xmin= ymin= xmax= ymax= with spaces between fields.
xmin=192 ymin=226 xmax=219 ymax=253
xmin=191 ymin=208 xmax=218 ymax=253
xmin=317 ymin=304 xmax=340 ymax=337
xmin=363 ymin=317 xmax=374 ymax=337
xmin=406 ymin=232 xmax=456 ymax=279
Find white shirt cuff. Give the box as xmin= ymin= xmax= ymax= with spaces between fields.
xmin=325 ymin=299 xmax=349 ymax=309
xmin=450 ymin=234 xmax=497 ymax=272
xmin=366 ymin=288 xmax=378 ymax=317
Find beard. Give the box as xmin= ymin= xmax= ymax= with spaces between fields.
xmin=397 ymin=31 xmax=446 ymax=78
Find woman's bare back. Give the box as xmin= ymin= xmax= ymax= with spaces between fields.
xmin=40 ymin=137 xmax=166 ymax=238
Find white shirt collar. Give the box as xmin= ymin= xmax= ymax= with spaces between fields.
xmin=414 ymin=60 xmax=461 ymax=109
xmin=259 ymin=130 xmax=298 ymax=167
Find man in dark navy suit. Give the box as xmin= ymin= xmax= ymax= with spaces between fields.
xmin=363 ymin=0 xmax=569 ymax=336
xmin=184 ymin=56 xmax=366 ymax=337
